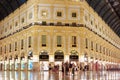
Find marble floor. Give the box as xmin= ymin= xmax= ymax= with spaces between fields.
xmin=0 ymin=71 xmax=120 ymax=80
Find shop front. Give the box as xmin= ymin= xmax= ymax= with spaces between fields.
xmin=14 ymin=55 xmax=19 ymax=71
xmin=28 ymin=51 xmax=33 ymax=70
xmin=54 ymin=50 xmax=64 ymax=70
xmin=4 ymin=57 xmax=7 ymax=71
xmin=69 ymin=50 xmax=79 ymax=65
xmin=9 ymin=55 xmax=14 ymax=71
xmin=20 ymin=53 xmax=27 ymax=71
xmin=39 ymin=50 xmax=49 ymax=71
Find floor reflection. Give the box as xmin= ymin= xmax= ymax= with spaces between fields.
xmin=0 ymin=71 xmax=120 ymax=80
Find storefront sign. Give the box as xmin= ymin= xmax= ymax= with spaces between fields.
xmin=39 ymin=55 xmax=49 ymax=61
xmin=70 ymin=55 xmax=78 ymax=61
xmin=55 ymin=55 xmax=64 ymax=61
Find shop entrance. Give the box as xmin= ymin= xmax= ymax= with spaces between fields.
xmin=39 ymin=50 xmax=49 ymax=71
xmin=14 ymin=55 xmax=18 ymax=70
xmin=69 ymin=50 xmax=79 ymax=65
xmin=28 ymin=51 xmax=33 ymax=70
xmin=21 ymin=53 xmax=26 ymax=70
xmin=54 ymin=50 xmax=64 ymax=70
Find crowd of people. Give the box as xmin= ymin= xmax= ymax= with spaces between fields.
xmin=48 ymin=61 xmax=88 ymax=75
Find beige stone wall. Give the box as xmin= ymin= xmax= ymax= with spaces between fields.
xmin=0 ymin=0 xmax=120 ymax=66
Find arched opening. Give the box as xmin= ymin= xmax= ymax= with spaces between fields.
xmin=54 ymin=50 xmax=64 ymax=70
xmin=69 ymin=50 xmax=79 ymax=61
xmin=9 ymin=55 xmax=13 ymax=70
xmin=28 ymin=51 xmax=33 ymax=70
xmin=4 ymin=56 xmax=7 ymax=70
xmin=39 ymin=50 xmax=49 ymax=70
xmin=14 ymin=55 xmax=18 ymax=70
xmin=54 ymin=50 xmax=64 ymax=61
xmin=21 ymin=52 xmax=25 ymax=70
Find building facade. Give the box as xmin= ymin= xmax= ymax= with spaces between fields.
xmin=0 ymin=0 xmax=120 ymax=71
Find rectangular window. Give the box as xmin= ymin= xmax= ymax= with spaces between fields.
xmin=91 ymin=41 xmax=93 ymax=50
xmin=28 ymin=36 xmax=32 ymax=48
xmin=72 ymin=12 xmax=77 ymax=18
xmin=85 ymin=38 xmax=88 ymax=48
xmin=42 ymin=35 xmax=46 ymax=47
xmin=5 ymin=46 xmax=6 ymax=53
xmin=100 ymin=45 xmax=101 ymax=53
xmin=21 ymin=39 xmax=24 ymax=49
xmin=15 ymin=42 xmax=17 ymax=51
xmin=21 ymin=18 xmax=24 ymax=23
xmin=57 ymin=36 xmax=62 ymax=47
xmin=103 ymin=47 xmax=105 ymax=54
xmin=57 ymin=12 xmax=62 ymax=17
xmin=72 ymin=36 xmax=77 ymax=47
xmin=96 ymin=43 xmax=98 ymax=52
xmin=15 ymin=22 xmax=18 ymax=27
xmin=9 ymin=44 xmax=11 ymax=52
xmin=29 ymin=12 xmax=33 ymax=19
xmin=0 ymin=47 xmax=2 ymax=54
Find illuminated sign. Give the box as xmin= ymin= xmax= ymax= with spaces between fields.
xmin=39 ymin=55 xmax=49 ymax=61
xmin=55 ymin=55 xmax=64 ymax=61
xmin=70 ymin=55 xmax=78 ymax=61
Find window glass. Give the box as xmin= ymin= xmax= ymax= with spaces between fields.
xmin=85 ymin=38 xmax=88 ymax=48
xmin=42 ymin=35 xmax=46 ymax=46
xmin=29 ymin=12 xmax=33 ymax=19
xmin=28 ymin=36 xmax=32 ymax=48
xmin=72 ymin=36 xmax=77 ymax=47
xmin=57 ymin=12 xmax=62 ymax=17
xmin=21 ymin=39 xmax=24 ymax=49
xmin=15 ymin=42 xmax=17 ymax=51
xmin=57 ymin=36 xmax=62 ymax=47
xmin=72 ymin=12 xmax=77 ymax=18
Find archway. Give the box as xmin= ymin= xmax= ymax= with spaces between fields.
xmin=28 ymin=51 xmax=33 ymax=70
xmin=21 ymin=52 xmax=25 ymax=70
xmin=70 ymin=50 xmax=79 ymax=61
xmin=14 ymin=55 xmax=18 ymax=71
xmin=54 ymin=50 xmax=64 ymax=70
xmin=39 ymin=50 xmax=49 ymax=70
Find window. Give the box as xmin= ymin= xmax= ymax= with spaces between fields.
xmin=15 ymin=22 xmax=18 ymax=27
xmin=103 ymin=47 xmax=105 ymax=54
xmin=9 ymin=44 xmax=11 ymax=52
xmin=28 ymin=36 xmax=32 ymax=48
xmin=85 ymin=38 xmax=88 ymax=48
xmin=91 ymin=21 xmax=93 ymax=25
xmin=5 ymin=28 xmax=7 ymax=32
xmin=57 ymin=12 xmax=62 ymax=17
xmin=5 ymin=46 xmax=6 ymax=53
xmin=42 ymin=35 xmax=46 ymax=47
xmin=10 ymin=25 xmax=12 ymax=29
xmin=15 ymin=42 xmax=17 ymax=51
xmin=21 ymin=18 xmax=24 ymax=23
xmin=57 ymin=36 xmax=62 ymax=47
xmin=29 ymin=12 xmax=33 ymax=19
xmin=96 ymin=43 xmax=98 ymax=52
xmin=42 ymin=21 xmax=47 ymax=25
xmin=21 ymin=39 xmax=24 ymax=49
xmin=0 ymin=47 xmax=2 ymax=55
xmin=41 ymin=11 xmax=47 ymax=17
xmin=72 ymin=22 xmax=77 ymax=26
xmin=100 ymin=45 xmax=101 ymax=53
xmin=91 ymin=41 xmax=93 ymax=50
xmin=72 ymin=36 xmax=77 ymax=47
xmin=57 ymin=22 xmax=62 ymax=26
xmin=85 ymin=15 xmax=87 ymax=21
xmin=72 ymin=12 xmax=77 ymax=18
